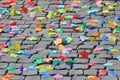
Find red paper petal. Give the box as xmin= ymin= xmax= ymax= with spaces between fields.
xmin=80 ymin=50 xmax=89 ymax=59
xmin=36 ymin=22 xmax=42 ymax=27
xmin=21 ymin=6 xmax=28 ymax=14
xmin=0 ymin=1 xmax=9 ymax=5
xmin=72 ymin=28 xmax=80 ymax=32
xmin=87 ymin=62 xmax=95 ymax=67
xmin=52 ymin=1 xmax=61 ymax=5
xmin=66 ymin=23 xmax=71 ymax=26
xmin=73 ymin=14 xmax=79 ymax=19
xmin=64 ymin=5 xmax=70 ymax=8
xmin=0 ymin=23 xmax=9 ymax=28
xmin=25 ymin=0 xmax=37 ymax=6
xmin=9 ymin=0 xmax=15 ymax=3
xmin=0 ymin=44 xmax=7 ymax=50
xmin=59 ymin=54 xmax=67 ymax=62
xmin=0 ymin=0 xmax=15 ymax=5
xmin=10 ymin=21 xmax=16 ymax=26
xmin=99 ymin=70 xmax=107 ymax=76
xmin=89 ymin=77 xmax=100 ymax=80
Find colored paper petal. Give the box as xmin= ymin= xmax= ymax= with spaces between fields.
xmin=99 ymin=70 xmax=107 ymax=76
xmin=53 ymin=74 xmax=63 ymax=79
xmin=104 ymin=62 xmax=113 ymax=66
xmin=21 ymin=6 xmax=28 ymax=14
xmin=49 ymin=50 xmax=57 ymax=54
xmin=117 ymin=55 xmax=120 ymax=60
xmin=80 ymin=50 xmax=89 ymax=59
xmin=25 ymin=0 xmax=37 ymax=6
xmin=59 ymin=54 xmax=67 ymax=62
xmin=96 ymin=0 xmax=102 ymax=5
xmin=39 ymin=69 xmax=48 ymax=73
xmin=41 ymin=74 xmax=51 ymax=78
xmin=108 ymin=71 xmax=117 ymax=76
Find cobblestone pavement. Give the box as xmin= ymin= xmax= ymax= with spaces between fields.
xmin=0 ymin=0 xmax=120 ymax=80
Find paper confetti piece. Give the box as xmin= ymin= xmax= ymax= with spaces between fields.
xmin=6 ymin=66 xmax=15 ymax=71
xmin=80 ymin=50 xmax=89 ymax=59
xmin=87 ymin=62 xmax=95 ymax=67
xmin=116 ymin=55 xmax=120 ymax=60
xmin=53 ymin=60 xmax=62 ymax=66
xmin=53 ymin=74 xmax=63 ymax=79
xmin=0 ymin=0 xmax=16 ymax=5
xmin=9 ymin=43 xmax=21 ymax=51
xmin=99 ymin=70 xmax=107 ymax=76
xmin=0 ymin=23 xmax=9 ymax=28
xmin=10 ymin=8 xmax=16 ymax=16
xmin=28 ymin=65 xmax=36 ymax=70
xmin=104 ymin=62 xmax=113 ymax=66
xmin=2 ymin=78 xmax=9 ymax=80
xmin=49 ymin=50 xmax=57 ymax=54
xmin=92 ymin=33 xmax=101 ymax=37
xmin=17 ymin=35 xmax=26 ymax=39
xmin=96 ymin=0 xmax=102 ymax=5
xmin=94 ymin=47 xmax=104 ymax=51
xmin=87 ymin=9 xmax=99 ymax=14
xmin=39 ymin=69 xmax=48 ymax=73
xmin=88 ymin=76 xmax=100 ymax=80
xmin=80 ymin=36 xmax=88 ymax=41
xmin=59 ymin=54 xmax=67 ymax=62
xmin=43 ymin=58 xmax=53 ymax=63
xmin=54 ymin=38 xmax=62 ymax=45
xmin=108 ymin=71 xmax=117 ymax=76
xmin=41 ymin=74 xmax=51 ymax=78
xmin=25 ymin=0 xmax=37 ymax=6
xmin=4 ymin=74 xmax=14 ymax=79
xmin=21 ymin=6 xmax=28 ymax=14
xmin=58 ymin=44 xmax=66 ymax=50
xmin=36 ymin=65 xmax=53 ymax=70
xmin=73 ymin=0 xmax=80 ymax=4
xmin=52 ymin=1 xmax=61 ymax=5
xmin=0 ymin=52 xmax=4 ymax=56
xmin=10 ymin=53 xmax=18 ymax=58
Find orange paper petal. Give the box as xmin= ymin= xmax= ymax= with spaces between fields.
xmin=54 ymin=38 xmax=62 ymax=45
xmin=58 ymin=44 xmax=66 ymax=50
xmin=92 ymin=33 xmax=100 ymax=37
xmin=4 ymin=74 xmax=14 ymax=79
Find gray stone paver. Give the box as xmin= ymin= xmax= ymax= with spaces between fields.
xmin=0 ymin=0 xmax=120 ymax=80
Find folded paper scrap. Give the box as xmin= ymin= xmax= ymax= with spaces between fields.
xmin=96 ymin=0 xmax=102 ymax=5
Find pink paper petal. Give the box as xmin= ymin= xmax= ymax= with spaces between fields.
xmin=28 ymin=8 xmax=34 ymax=11
xmin=23 ymin=67 xmax=28 ymax=71
xmin=106 ymin=33 xmax=113 ymax=37
xmin=64 ymin=48 xmax=72 ymax=51
xmin=0 ymin=15 xmax=2 ymax=18
xmin=30 ymin=14 xmax=35 ymax=18
xmin=11 ymin=26 xmax=18 ymax=29
xmin=53 ymin=74 xmax=63 ymax=79
xmin=94 ymin=47 xmax=104 ymax=51
xmin=9 ymin=31 xmax=15 ymax=34
xmin=2 ymin=78 xmax=9 ymax=80
xmin=96 ymin=0 xmax=102 ymax=4
xmin=55 ymin=33 xmax=61 ymax=37
xmin=0 ymin=52 xmax=4 ymax=56
xmin=71 ymin=3 xmax=79 ymax=7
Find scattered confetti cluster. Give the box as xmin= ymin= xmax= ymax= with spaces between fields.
xmin=0 ymin=0 xmax=120 ymax=80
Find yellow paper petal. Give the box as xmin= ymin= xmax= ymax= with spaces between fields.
xmin=102 ymin=10 xmax=109 ymax=14
xmin=88 ymin=75 xmax=96 ymax=78
xmin=108 ymin=5 xmax=115 ymax=10
xmin=111 ymin=48 xmax=119 ymax=52
xmin=36 ymin=65 xmax=53 ymax=70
